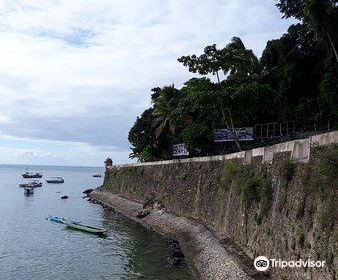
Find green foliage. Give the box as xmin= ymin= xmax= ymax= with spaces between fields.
xmin=181 ymin=123 xmax=212 ymax=156
xmin=129 ymin=11 xmax=338 ymax=162
xmin=152 ymin=86 xmax=181 ymax=138
xmin=242 ymin=172 xmax=272 ymax=216
xmin=243 ymin=176 xmax=262 ymax=208
xmin=264 ymin=226 xmax=270 ymax=236
xmin=218 ymin=160 xmax=241 ymax=190
xmin=281 ymin=157 xmax=296 ymax=183
xmin=307 ymin=144 xmax=338 ymax=195
xmin=128 ymin=107 xmax=173 ymax=162
xmin=318 ymin=198 xmax=336 ymax=232
xmin=254 ymin=213 xmax=262 ymax=225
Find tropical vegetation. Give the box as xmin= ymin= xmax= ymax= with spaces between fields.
xmin=128 ymin=0 xmax=338 ymax=162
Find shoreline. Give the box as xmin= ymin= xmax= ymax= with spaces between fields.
xmin=90 ymin=189 xmax=269 ymax=280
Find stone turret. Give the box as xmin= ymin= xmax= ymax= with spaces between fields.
xmin=104 ymin=157 xmax=113 ymax=171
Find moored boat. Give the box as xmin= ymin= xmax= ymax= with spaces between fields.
xmin=49 ymin=215 xmax=80 ymax=224
xmin=92 ymin=174 xmax=101 ymax=177
xmin=19 ymin=180 xmax=42 ymax=188
xmin=61 ymin=218 xmax=105 ymax=234
xmin=22 ymin=171 xmax=42 ymax=178
xmin=46 ymin=177 xmax=64 ymax=184
xmin=22 ymin=167 xmax=42 ymax=178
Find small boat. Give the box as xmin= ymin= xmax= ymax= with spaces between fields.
xmin=19 ymin=180 xmax=42 ymax=188
xmin=49 ymin=215 xmax=80 ymax=224
xmin=24 ymin=187 xmax=34 ymax=195
xmin=22 ymin=171 xmax=42 ymax=178
xmin=92 ymin=174 xmax=101 ymax=177
xmin=46 ymin=177 xmax=64 ymax=184
xmin=61 ymin=218 xmax=105 ymax=234
xmin=22 ymin=167 xmax=42 ymax=178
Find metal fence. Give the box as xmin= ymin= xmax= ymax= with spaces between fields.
xmin=254 ymin=121 xmax=296 ymax=139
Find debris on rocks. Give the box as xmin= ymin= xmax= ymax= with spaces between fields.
xmin=158 ymin=208 xmax=166 ymax=215
xmin=143 ymin=192 xmax=155 ymax=209
xmin=136 ymin=209 xmax=150 ymax=219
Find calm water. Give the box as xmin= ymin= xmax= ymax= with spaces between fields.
xmin=0 ymin=165 xmax=192 ymax=280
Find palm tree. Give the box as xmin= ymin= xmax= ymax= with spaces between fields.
xmin=152 ymin=85 xmax=180 ymax=138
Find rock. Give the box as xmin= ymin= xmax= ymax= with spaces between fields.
xmin=167 ymin=256 xmax=183 ymax=266
xmin=136 ymin=209 xmax=150 ymax=219
xmin=61 ymin=195 xmax=69 ymax=199
xmin=172 ymin=251 xmax=185 ymax=259
xmin=83 ymin=188 xmax=94 ymax=194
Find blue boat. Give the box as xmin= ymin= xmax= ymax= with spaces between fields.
xmin=49 ymin=215 xmax=80 ymax=224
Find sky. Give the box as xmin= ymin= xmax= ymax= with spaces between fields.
xmin=0 ymin=0 xmax=295 ymax=166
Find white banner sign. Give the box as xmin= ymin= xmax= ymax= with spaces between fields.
xmin=172 ymin=143 xmax=189 ymax=156
xmin=214 ymin=127 xmax=254 ymax=142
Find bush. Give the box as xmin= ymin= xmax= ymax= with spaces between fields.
xmin=254 ymin=213 xmax=262 ymax=225
xmin=242 ymin=176 xmax=261 ymax=208
xmin=307 ymin=144 xmax=338 ymax=196
xmin=242 ymin=172 xmax=272 ymax=216
xmin=218 ymin=161 xmax=241 ymax=190
xmin=281 ymin=157 xmax=296 ymax=183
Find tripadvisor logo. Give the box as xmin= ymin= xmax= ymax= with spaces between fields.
xmin=254 ymin=256 xmax=269 ymax=271
xmin=254 ymin=256 xmax=326 ymax=271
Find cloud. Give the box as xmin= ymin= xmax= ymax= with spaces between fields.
xmin=0 ymin=0 xmax=295 ymax=165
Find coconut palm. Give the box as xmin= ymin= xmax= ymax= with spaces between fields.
xmin=152 ymin=85 xmax=180 ymax=138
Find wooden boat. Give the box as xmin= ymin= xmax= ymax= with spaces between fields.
xmin=61 ymin=218 xmax=105 ymax=234
xmin=19 ymin=180 xmax=42 ymax=188
xmin=49 ymin=215 xmax=80 ymax=224
xmin=46 ymin=177 xmax=64 ymax=184
xmin=22 ymin=172 xmax=42 ymax=178
xmin=92 ymin=174 xmax=102 ymax=177
xmin=22 ymin=167 xmax=42 ymax=178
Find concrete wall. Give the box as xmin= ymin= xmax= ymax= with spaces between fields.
xmin=109 ymin=131 xmax=338 ymax=169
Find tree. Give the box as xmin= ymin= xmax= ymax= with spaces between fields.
xmin=261 ymin=23 xmax=337 ymax=129
xmin=152 ymin=85 xmax=181 ymax=138
xmin=272 ymin=0 xmax=307 ymax=19
xmin=128 ymin=108 xmax=173 ymax=162
xmin=128 ymin=108 xmax=157 ymax=161
xmin=272 ymin=0 xmax=338 ymax=62
xmin=305 ymin=0 xmax=338 ymax=62
xmin=178 ymin=37 xmax=265 ymax=151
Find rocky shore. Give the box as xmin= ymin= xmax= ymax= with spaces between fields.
xmin=89 ymin=189 xmax=269 ymax=280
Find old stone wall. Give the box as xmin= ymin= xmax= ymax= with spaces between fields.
xmin=102 ymin=133 xmax=337 ymax=280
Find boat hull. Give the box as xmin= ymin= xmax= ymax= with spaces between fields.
xmin=19 ymin=183 xmax=42 ymax=188
xmin=49 ymin=215 xmax=80 ymax=224
xmin=62 ymin=218 xmax=105 ymax=234
xmin=22 ymin=174 xmax=42 ymax=178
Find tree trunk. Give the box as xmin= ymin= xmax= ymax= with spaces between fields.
xmin=327 ymin=31 xmax=338 ymax=63
xmin=220 ymin=103 xmax=242 ymax=151
xmin=216 ymin=71 xmax=221 ymax=84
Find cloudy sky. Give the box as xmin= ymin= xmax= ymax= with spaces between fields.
xmin=0 ymin=0 xmax=294 ymax=166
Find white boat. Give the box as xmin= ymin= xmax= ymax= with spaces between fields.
xmin=19 ymin=180 xmax=42 ymax=188
xmin=46 ymin=177 xmax=64 ymax=184
xmin=22 ymin=167 xmax=42 ymax=178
